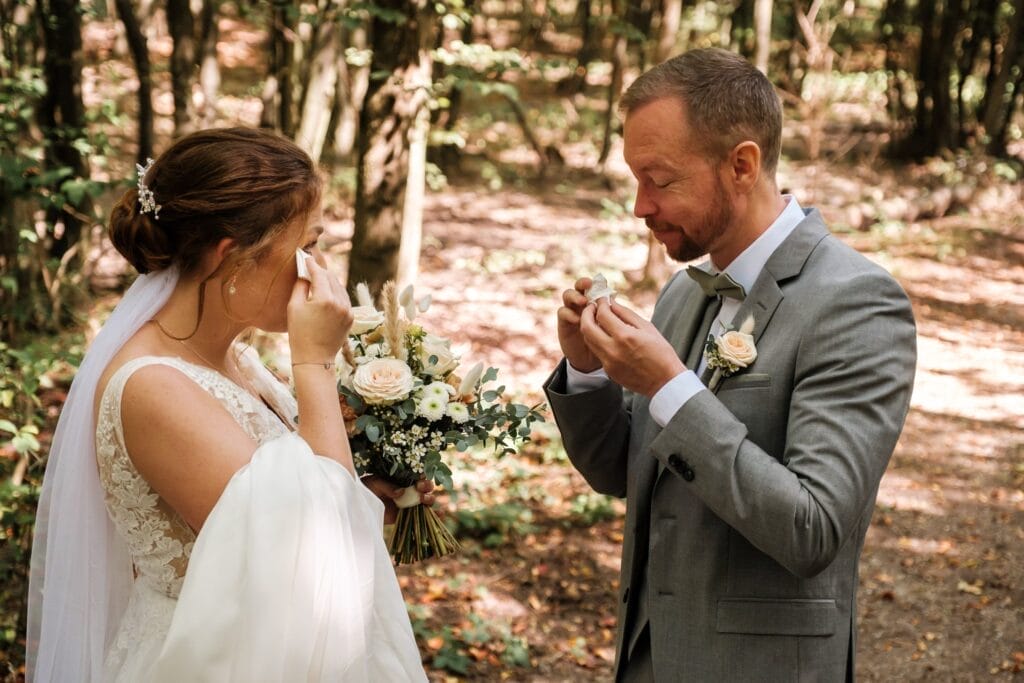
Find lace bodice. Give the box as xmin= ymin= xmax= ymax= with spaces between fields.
xmin=95 ymin=350 xmax=297 ymax=597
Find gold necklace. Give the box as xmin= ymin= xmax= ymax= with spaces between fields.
xmin=148 ymin=318 xmax=227 ymax=372
xmin=147 ymin=318 xmax=293 ymax=429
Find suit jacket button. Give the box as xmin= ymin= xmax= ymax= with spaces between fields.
xmin=681 ymin=465 xmax=695 ymax=482
xmin=668 ymin=454 xmax=683 ymax=469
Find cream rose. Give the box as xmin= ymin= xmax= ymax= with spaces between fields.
xmin=349 ymin=305 xmax=385 ymax=335
xmin=715 ymin=331 xmax=757 ymax=368
xmin=419 ymin=334 xmax=459 ymax=376
xmin=352 ymin=358 xmax=414 ymax=404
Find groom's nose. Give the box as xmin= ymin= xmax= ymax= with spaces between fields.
xmin=634 ymin=185 xmax=656 ymax=219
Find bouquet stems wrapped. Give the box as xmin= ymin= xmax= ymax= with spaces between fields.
xmin=340 ymin=281 xmax=544 ymax=565
xmin=389 ymin=488 xmax=460 ymax=564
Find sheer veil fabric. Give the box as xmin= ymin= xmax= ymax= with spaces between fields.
xmin=27 ymin=268 xmax=180 ymax=681
xmin=27 ymin=267 xmax=426 ymax=681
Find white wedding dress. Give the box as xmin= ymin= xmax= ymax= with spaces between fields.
xmin=94 ymin=349 xmax=426 ymax=682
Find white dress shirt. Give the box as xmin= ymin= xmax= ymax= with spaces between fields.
xmin=566 ymin=196 xmax=805 ymax=427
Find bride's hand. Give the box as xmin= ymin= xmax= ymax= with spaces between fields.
xmin=288 ymin=254 xmax=351 ymax=363
xmin=361 ymin=476 xmax=436 ymax=525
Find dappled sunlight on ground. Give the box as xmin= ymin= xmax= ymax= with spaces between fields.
xmin=293 ymin=155 xmax=1024 ymax=679
xmin=55 ymin=16 xmax=1024 ymax=676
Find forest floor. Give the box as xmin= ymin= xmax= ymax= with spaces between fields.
xmin=9 ymin=16 xmax=1022 ymax=681
xmin=356 ymin=149 xmax=1024 ymax=681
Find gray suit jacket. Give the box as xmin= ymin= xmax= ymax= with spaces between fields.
xmin=544 ymin=211 xmax=916 ymax=682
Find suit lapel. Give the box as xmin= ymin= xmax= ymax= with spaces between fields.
xmin=667 ymin=282 xmax=712 ymax=365
xmin=709 ymin=210 xmax=830 ymax=394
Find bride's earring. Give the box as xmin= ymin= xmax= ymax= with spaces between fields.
xmin=228 ymin=275 xmax=237 ymax=295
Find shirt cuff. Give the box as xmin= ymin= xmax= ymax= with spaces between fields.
xmin=649 ymin=371 xmax=705 ymax=427
xmin=564 ymin=361 xmax=610 ymax=394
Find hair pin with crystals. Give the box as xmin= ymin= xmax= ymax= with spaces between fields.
xmin=136 ymin=157 xmax=161 ymax=219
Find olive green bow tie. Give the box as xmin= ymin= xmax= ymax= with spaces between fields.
xmin=686 ymin=266 xmax=747 ymax=300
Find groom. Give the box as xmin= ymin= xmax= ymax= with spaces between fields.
xmin=544 ymin=48 xmax=916 ymax=681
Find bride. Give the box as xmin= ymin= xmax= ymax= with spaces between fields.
xmin=26 ymin=128 xmax=428 ymax=681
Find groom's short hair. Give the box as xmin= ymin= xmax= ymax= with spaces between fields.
xmin=620 ymin=48 xmax=782 ymax=178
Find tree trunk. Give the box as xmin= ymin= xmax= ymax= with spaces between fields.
xmin=115 ymin=0 xmax=154 ymax=162
xmin=348 ymin=0 xmax=435 ymax=298
xmin=433 ymin=7 xmax=474 ymax=170
xmin=626 ymin=0 xmax=655 ymax=69
xmin=655 ymin=0 xmax=683 ymax=64
xmin=1 ymin=0 xmax=37 ymax=74
xmin=991 ymin=54 xmax=1024 ymax=156
xmin=167 ymin=0 xmax=195 ymax=137
xmin=396 ymin=95 xmax=429 ymax=291
xmin=731 ymin=0 xmax=755 ymax=57
xmin=36 ymin=0 xmax=91 ymax=258
xmin=956 ymin=0 xmax=994 ymax=142
xmin=326 ymin=23 xmax=369 ymax=160
xmin=518 ymin=0 xmax=547 ymax=51
xmin=197 ymin=0 xmax=220 ymax=128
xmin=599 ymin=3 xmax=626 ymax=167
xmin=753 ymin=0 xmax=773 ymax=73
xmin=261 ymin=1 xmax=297 ymax=134
xmin=557 ymin=0 xmax=600 ymax=96
xmin=903 ymin=0 xmax=939 ymax=156
xmin=882 ymin=0 xmax=909 ymax=132
xmin=639 ymin=0 xmax=686 ymax=286
xmin=932 ymin=0 xmax=963 ymax=150
xmin=296 ymin=4 xmax=341 ymax=162
xmin=983 ymin=0 xmax=1024 ymax=154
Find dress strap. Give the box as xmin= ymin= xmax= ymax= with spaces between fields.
xmin=99 ymin=356 xmax=210 ymax=456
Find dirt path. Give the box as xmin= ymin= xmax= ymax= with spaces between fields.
xmin=371 ymin=163 xmax=1024 ymax=681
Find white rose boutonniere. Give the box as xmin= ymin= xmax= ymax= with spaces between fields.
xmin=703 ymin=314 xmax=757 ymax=390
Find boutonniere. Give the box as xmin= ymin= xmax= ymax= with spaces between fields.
xmin=704 ymin=314 xmax=757 ymax=390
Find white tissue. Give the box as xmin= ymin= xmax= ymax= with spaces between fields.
xmin=295 ymin=249 xmax=311 ymax=281
xmin=586 ymin=273 xmax=616 ymax=303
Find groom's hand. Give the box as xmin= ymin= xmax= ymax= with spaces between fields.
xmin=557 ymin=278 xmax=603 ymax=372
xmin=580 ymin=298 xmax=686 ymax=397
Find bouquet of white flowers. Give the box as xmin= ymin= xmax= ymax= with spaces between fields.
xmin=338 ymin=281 xmax=545 ymax=564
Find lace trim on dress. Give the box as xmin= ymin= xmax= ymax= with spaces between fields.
xmin=95 ymin=353 xmax=295 ymax=598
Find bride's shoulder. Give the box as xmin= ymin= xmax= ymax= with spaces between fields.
xmin=93 ymin=329 xmax=192 ymax=418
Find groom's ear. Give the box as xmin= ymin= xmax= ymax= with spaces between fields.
xmin=726 ymin=141 xmax=761 ymax=194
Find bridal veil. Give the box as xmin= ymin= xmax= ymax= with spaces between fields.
xmin=27 ymin=268 xmax=179 ymax=681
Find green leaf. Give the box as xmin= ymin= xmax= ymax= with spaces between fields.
xmin=12 ymin=432 xmax=40 ymax=454
xmin=366 ymin=423 xmax=381 ymax=442
xmin=0 ymin=419 xmax=17 ymax=434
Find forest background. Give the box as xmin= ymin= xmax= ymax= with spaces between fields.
xmin=1 ymin=0 xmax=1023 ymax=679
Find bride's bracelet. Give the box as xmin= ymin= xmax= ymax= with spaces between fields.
xmin=292 ymin=360 xmax=336 ymax=370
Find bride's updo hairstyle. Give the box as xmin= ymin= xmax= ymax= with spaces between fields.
xmin=109 ymin=127 xmax=321 ymax=277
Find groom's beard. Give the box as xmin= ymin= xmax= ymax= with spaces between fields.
xmin=649 ymin=180 xmax=734 ymax=263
